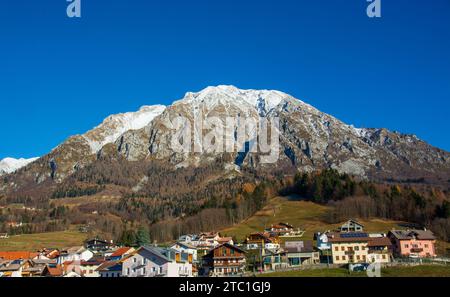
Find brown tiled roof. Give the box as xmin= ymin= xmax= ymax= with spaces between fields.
xmin=247 ymin=232 xmax=278 ymax=243
xmin=209 ymin=243 xmax=246 ymax=254
xmin=249 ymin=232 xmax=269 ymax=238
xmin=217 ymin=237 xmax=233 ymax=243
xmin=389 ymin=230 xmax=436 ymax=241
xmin=368 ymin=237 xmax=392 ymax=247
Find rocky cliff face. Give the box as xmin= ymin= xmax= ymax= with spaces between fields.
xmin=1 ymin=86 xmax=449 ymax=199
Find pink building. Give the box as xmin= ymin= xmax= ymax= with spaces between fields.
xmin=388 ymin=230 xmax=437 ymax=258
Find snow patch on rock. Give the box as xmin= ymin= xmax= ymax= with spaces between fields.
xmin=82 ymin=105 xmax=166 ymax=153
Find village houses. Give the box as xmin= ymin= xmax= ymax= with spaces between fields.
xmin=0 ymin=222 xmax=443 ymax=278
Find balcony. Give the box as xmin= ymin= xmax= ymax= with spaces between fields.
xmin=410 ymin=248 xmax=424 ymax=253
xmin=368 ymin=250 xmax=390 ymax=254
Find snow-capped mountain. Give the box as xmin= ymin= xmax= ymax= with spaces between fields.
xmin=0 ymin=157 xmax=38 ymax=176
xmin=1 ymin=86 xmax=449 ymax=198
xmin=116 ymin=85 xmax=450 ymax=180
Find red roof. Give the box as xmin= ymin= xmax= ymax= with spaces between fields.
xmin=0 ymin=251 xmax=38 ymax=260
xmin=110 ymin=247 xmax=132 ymax=257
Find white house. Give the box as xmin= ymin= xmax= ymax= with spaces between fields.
xmin=197 ymin=232 xmax=221 ymax=248
xmin=122 ymin=246 xmax=193 ymax=277
xmin=178 ymin=234 xmax=197 ymax=244
xmin=339 ymin=220 xmax=364 ymax=233
xmin=170 ymin=242 xmax=198 ymax=262
xmin=57 ymin=247 xmax=94 ymax=265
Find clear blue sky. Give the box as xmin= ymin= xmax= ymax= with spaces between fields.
xmin=1 ymin=0 xmax=449 ymax=159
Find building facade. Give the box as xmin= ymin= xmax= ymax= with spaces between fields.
xmin=122 ymin=246 xmax=193 ymax=277
xmin=388 ymin=230 xmax=437 ymax=258
xmin=329 ymin=233 xmax=392 ymax=265
xmin=202 ymin=243 xmax=246 ymax=277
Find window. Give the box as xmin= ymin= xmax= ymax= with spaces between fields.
xmin=425 ymin=244 xmax=429 ymax=248
xmin=143 ymin=268 xmax=146 ymax=275
xmin=355 ymin=246 xmax=359 ymax=251
xmin=342 ymin=256 xmax=346 ymax=261
xmin=341 ymin=246 xmax=345 ymax=251
xmin=335 ymin=247 xmax=338 ymax=251
xmin=357 ymin=255 xmax=360 ymax=260
xmin=126 ymin=268 xmax=130 ymax=275
xmin=382 ymin=255 xmax=386 ymax=260
xmin=133 ymin=258 xmax=137 ymax=263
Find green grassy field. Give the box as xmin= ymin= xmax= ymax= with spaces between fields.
xmin=260 ymin=265 xmax=450 ymax=277
xmin=221 ymin=196 xmax=404 ymax=242
xmin=0 ymin=229 xmax=88 ymax=251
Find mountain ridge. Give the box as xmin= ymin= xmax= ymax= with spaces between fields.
xmin=1 ymin=86 xmax=449 ymax=199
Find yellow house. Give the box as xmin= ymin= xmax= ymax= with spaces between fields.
xmin=329 ymin=233 xmax=392 ymax=265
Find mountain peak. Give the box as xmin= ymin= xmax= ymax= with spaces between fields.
xmin=177 ymin=85 xmax=293 ymax=116
xmin=0 ymin=157 xmax=39 ymax=176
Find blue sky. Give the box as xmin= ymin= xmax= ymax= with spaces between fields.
xmin=0 ymin=0 xmax=449 ymax=159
